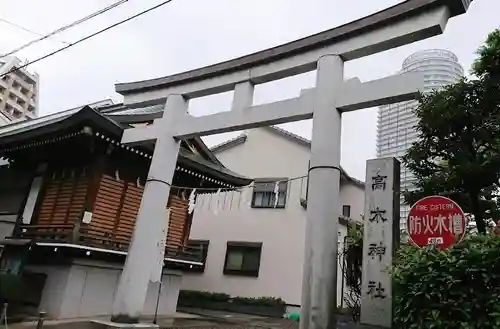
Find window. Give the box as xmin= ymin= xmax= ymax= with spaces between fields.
xmin=342 ymin=205 xmax=351 ymax=218
xmin=251 ymin=178 xmax=288 ymax=208
xmin=223 ymin=242 xmax=262 ymax=277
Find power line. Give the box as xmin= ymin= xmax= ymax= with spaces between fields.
xmin=0 ymin=0 xmax=129 ymax=59
xmin=0 ymin=17 xmax=70 ymax=45
xmin=0 ymin=0 xmax=175 ymax=79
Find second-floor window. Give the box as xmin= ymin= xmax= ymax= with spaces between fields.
xmin=251 ymin=178 xmax=288 ymax=209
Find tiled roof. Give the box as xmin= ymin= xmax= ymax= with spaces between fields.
xmin=0 ymin=102 xmax=165 ymax=140
xmin=210 ymin=134 xmax=247 ymax=153
xmin=105 ymin=104 xmax=165 ymax=116
xmin=0 ymin=107 xmax=82 ymax=138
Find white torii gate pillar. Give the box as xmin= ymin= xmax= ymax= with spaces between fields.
xmin=110 ymin=95 xmax=187 ymax=324
xmin=301 ymin=55 xmax=343 ymax=329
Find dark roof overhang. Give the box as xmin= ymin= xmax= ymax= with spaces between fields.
xmin=178 ymin=148 xmax=251 ymax=186
xmin=0 ymin=106 xmax=251 ymax=187
xmin=0 ymin=106 xmax=124 ymax=149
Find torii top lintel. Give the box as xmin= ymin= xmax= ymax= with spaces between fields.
xmin=116 ymin=0 xmax=472 ymax=105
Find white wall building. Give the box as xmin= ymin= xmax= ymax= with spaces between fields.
xmin=0 ymin=56 xmax=39 ymax=120
xmin=182 ymin=126 xmax=365 ymax=308
xmin=376 ymin=49 xmax=464 ymax=231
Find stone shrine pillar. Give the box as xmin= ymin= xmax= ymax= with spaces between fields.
xmin=360 ymin=158 xmax=400 ymax=328
xmin=111 ymin=95 xmax=187 ymax=324
xmin=301 ymin=54 xmax=343 ymax=329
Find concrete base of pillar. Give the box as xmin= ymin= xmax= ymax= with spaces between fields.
xmin=92 ymin=320 xmax=159 ymax=329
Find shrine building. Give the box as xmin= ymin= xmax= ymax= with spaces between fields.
xmin=0 ymin=103 xmax=251 ymax=319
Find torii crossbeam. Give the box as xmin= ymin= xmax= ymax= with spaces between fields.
xmin=109 ymin=1 xmax=473 ymax=328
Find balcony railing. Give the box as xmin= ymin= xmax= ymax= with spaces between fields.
xmin=16 ymin=224 xmax=73 ymax=241
xmin=13 ymin=223 xmax=203 ymax=263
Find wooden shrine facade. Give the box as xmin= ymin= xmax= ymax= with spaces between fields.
xmin=0 ymin=105 xmax=251 ymax=267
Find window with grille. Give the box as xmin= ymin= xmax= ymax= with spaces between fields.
xmin=223 ymin=242 xmax=262 ymax=277
xmin=251 ymin=178 xmax=288 ymax=209
xmin=36 ymin=168 xmax=89 ymax=226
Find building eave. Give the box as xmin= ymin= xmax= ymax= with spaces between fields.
xmin=179 ymin=148 xmax=252 ymax=186
xmin=0 ymin=240 xmax=203 ymax=266
xmin=0 ymin=106 xmax=124 ymax=147
xmin=0 ymin=105 xmax=251 ymax=187
xmin=210 ymin=134 xmax=248 ymax=154
xmin=101 ymin=103 xmax=224 ymax=167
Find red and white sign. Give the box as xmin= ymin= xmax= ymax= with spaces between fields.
xmin=407 ymin=195 xmax=467 ymax=250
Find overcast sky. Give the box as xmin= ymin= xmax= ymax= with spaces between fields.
xmin=0 ymin=0 xmax=497 ymax=180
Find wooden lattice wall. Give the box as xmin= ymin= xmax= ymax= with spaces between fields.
xmin=167 ymin=195 xmax=189 ymax=248
xmin=88 ymin=175 xmax=190 ymax=249
xmin=33 ymin=167 xmax=191 ymax=249
xmin=35 ymin=169 xmax=89 ymax=227
xmin=87 ymin=175 xmax=128 ymax=244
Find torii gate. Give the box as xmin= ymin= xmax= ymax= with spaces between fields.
xmin=109 ymin=0 xmax=472 ymax=328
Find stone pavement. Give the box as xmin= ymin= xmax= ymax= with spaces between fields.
xmin=3 ymin=308 xmax=383 ymax=329
xmin=176 ymin=307 xmax=383 ymax=329
xmin=3 ymin=312 xmax=203 ymax=329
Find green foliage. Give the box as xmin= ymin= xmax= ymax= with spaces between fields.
xmin=178 ymin=290 xmax=284 ymax=306
xmin=231 ymin=296 xmax=285 ymax=307
xmin=341 ymin=222 xmax=363 ymax=320
xmin=344 ymin=222 xmax=363 ymax=292
xmin=472 ymin=29 xmax=500 ymax=78
xmin=346 ymin=222 xmax=363 ymax=247
xmin=179 ymin=290 xmax=230 ymax=302
xmin=393 ymin=236 xmax=500 ymax=329
xmin=403 ymin=29 xmax=500 ymax=234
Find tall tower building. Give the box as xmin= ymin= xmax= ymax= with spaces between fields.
xmin=376 ymin=49 xmax=464 ymax=232
xmin=0 ymin=56 xmax=39 ymax=121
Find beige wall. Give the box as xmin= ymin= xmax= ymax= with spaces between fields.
xmin=182 ymin=128 xmax=364 ymax=306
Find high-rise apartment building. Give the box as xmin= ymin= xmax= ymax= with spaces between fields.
xmin=0 ymin=56 xmax=39 ymax=121
xmin=376 ymin=49 xmax=464 ymax=232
